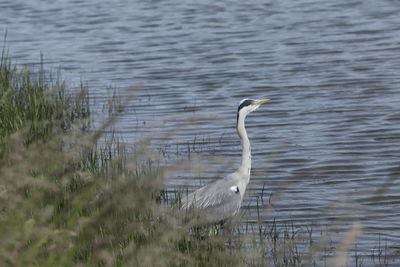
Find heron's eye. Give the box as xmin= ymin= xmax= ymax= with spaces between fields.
xmin=230 ymin=186 xmax=240 ymax=194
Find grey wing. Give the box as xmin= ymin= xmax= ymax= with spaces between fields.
xmin=181 ymin=178 xmax=242 ymax=221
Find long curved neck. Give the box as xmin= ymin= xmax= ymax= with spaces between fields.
xmin=237 ymin=112 xmax=251 ymax=180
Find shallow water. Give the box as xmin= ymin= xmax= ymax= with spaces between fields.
xmin=2 ymin=0 xmax=400 ymax=263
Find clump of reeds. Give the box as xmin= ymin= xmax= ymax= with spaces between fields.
xmin=0 ymin=46 xmax=90 ymax=158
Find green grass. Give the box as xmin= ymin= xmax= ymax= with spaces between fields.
xmin=0 ymin=46 xmax=90 ymax=159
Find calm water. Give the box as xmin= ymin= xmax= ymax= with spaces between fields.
xmin=2 ymin=0 xmax=400 ymax=263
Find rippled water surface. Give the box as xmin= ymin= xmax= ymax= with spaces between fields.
xmin=2 ymin=0 xmax=400 ymax=263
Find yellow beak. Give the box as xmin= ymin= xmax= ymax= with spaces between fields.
xmin=256 ymin=99 xmax=271 ymax=105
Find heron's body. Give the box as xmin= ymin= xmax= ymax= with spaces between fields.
xmin=181 ymin=98 xmax=270 ymax=223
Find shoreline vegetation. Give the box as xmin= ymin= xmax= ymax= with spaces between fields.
xmin=0 ymin=47 xmax=395 ymax=266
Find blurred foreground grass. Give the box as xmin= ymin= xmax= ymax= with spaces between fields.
xmin=0 ymin=47 xmax=251 ymax=266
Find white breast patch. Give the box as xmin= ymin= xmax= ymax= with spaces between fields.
xmin=230 ymin=186 xmax=240 ymax=194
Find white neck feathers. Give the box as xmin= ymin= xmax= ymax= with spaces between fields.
xmin=237 ymin=110 xmax=251 ymax=183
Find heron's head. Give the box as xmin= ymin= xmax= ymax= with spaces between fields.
xmin=236 ymin=98 xmax=270 ymax=124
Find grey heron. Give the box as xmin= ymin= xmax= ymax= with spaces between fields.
xmin=181 ymin=98 xmax=271 ymax=223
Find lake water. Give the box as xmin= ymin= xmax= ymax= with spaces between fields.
xmin=2 ymin=0 xmax=400 ymax=264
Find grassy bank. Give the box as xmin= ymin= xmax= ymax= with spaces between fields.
xmin=0 ymin=48 xmax=252 ymax=266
